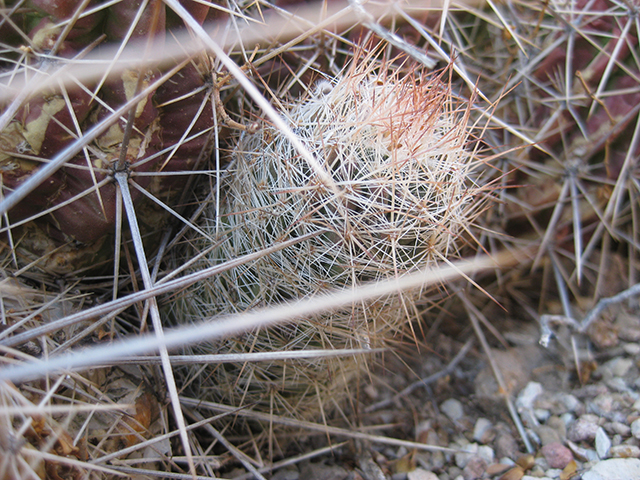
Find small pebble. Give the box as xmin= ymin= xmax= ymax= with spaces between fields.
xmin=623 ymin=343 xmax=640 ymax=355
xmin=498 ymin=466 xmax=524 ymax=480
xmin=535 ymin=425 xmax=562 ymax=446
xmin=534 ymin=409 xmax=551 ymax=422
xmin=588 ymin=393 xmax=616 ymax=414
xmin=560 ymin=412 xmax=575 ymax=427
xmin=473 ymin=418 xmax=494 ymax=444
xmin=485 ymin=463 xmax=511 ymax=476
xmin=495 ymin=432 xmax=520 ymax=460
xmin=441 ymin=398 xmax=464 ymax=423
xmin=610 ymin=444 xmax=640 ymax=458
xmin=455 ymin=444 xmax=478 ymax=469
xmin=610 ymin=358 xmax=633 ymax=377
xmin=540 ymin=442 xmax=573 ymax=469
xmin=632 ymin=418 xmax=640 ymax=439
xmin=462 ymin=456 xmax=487 ymax=480
xmin=595 ymin=427 xmax=611 ymax=459
xmin=606 ymin=377 xmax=631 ymax=393
xmin=477 ymin=445 xmax=495 ymax=465
xmin=547 ymin=416 xmax=567 ymax=440
xmin=567 ymin=415 xmax=600 ymax=442
xmin=534 ymin=456 xmax=549 ymax=470
xmin=516 ymin=382 xmax=543 ymax=411
xmin=559 ymin=394 xmax=580 ymax=413
xmin=606 ymin=421 xmax=631 ymax=437
xmin=567 ymin=440 xmax=600 ymax=462
xmin=544 ymin=468 xmax=562 ymax=479
xmin=407 ymin=469 xmax=439 ymax=480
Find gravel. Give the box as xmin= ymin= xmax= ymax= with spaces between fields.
xmin=259 ymin=306 xmax=640 ymax=480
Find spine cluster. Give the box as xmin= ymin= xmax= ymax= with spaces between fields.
xmin=171 ymin=58 xmax=485 ymax=423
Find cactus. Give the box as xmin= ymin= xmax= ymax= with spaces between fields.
xmin=168 ymin=54 xmax=489 ymax=427
xmin=0 ymin=0 xmax=214 ymax=274
xmin=1 ymin=0 xmax=639 ymax=478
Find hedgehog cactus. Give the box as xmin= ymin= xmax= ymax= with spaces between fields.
xmin=466 ymin=0 xmax=640 ymax=292
xmin=0 ymin=0 xmax=215 ymax=273
xmin=170 ymin=58 xmax=488 ymax=423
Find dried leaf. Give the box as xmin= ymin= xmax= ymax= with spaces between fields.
xmin=499 ymin=466 xmax=525 ymax=480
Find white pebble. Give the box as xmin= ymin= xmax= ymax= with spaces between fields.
xmin=608 ymin=358 xmax=633 ymax=377
xmin=624 ymin=343 xmax=640 ymax=356
xmin=596 ymin=427 xmax=611 ymax=459
xmin=535 ymin=408 xmax=551 ymax=422
xmin=440 ymin=398 xmax=464 ymax=422
xmin=545 ymin=468 xmax=563 ymax=479
xmin=559 ymin=394 xmax=580 ymax=412
xmin=517 ymin=382 xmax=543 ymax=410
xmin=632 ymin=419 xmax=640 ymax=439
xmin=454 ymin=443 xmax=478 ymax=469
xmin=472 ymin=418 xmax=493 ymax=443
xmin=407 ymin=468 xmax=439 ymax=480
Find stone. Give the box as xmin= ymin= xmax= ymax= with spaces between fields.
xmin=559 ymin=394 xmax=580 ymax=413
xmin=595 ymin=427 xmax=611 ymax=459
xmin=547 ymin=416 xmax=567 ymax=441
xmin=407 ymin=469 xmax=439 ymax=480
xmin=472 ymin=418 xmax=494 ymax=444
xmin=567 ymin=440 xmax=599 ymax=462
xmin=477 ymin=446 xmax=494 ymax=465
xmin=516 ymin=382 xmax=543 ymax=411
xmin=485 ymin=463 xmax=511 ymax=476
xmin=588 ymin=393 xmax=616 ymax=415
xmin=498 ymin=467 xmax=524 ymax=480
xmin=441 ymin=398 xmax=464 ymax=423
xmin=606 ymin=421 xmax=631 ymax=437
xmin=545 ymin=468 xmax=563 ymax=478
xmin=606 ymin=377 xmax=630 ymax=393
xmin=633 ymin=419 xmax=640 ymax=439
xmin=540 ymin=442 xmax=573 ymax=469
xmin=534 ymin=409 xmax=551 ymax=422
xmin=535 ymin=425 xmax=562 ymax=446
xmin=462 ymin=457 xmax=487 ymax=480
xmin=567 ymin=416 xmax=600 ymax=442
xmin=623 ymin=343 xmax=640 ymax=355
xmin=581 ymin=458 xmax=640 ymax=480
xmin=495 ymin=431 xmax=520 ymax=460
xmin=560 ymin=413 xmax=575 ymax=427
xmin=607 ymin=358 xmax=633 ymax=377
xmin=610 ymin=445 xmax=640 ymax=458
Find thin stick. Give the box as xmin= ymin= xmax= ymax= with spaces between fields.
xmin=0 ymin=231 xmax=320 ymax=349
xmin=0 ymin=250 xmax=520 ymax=382
xmin=181 ymin=396 xmax=459 ymax=454
xmin=114 ymin=172 xmax=196 ymax=478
